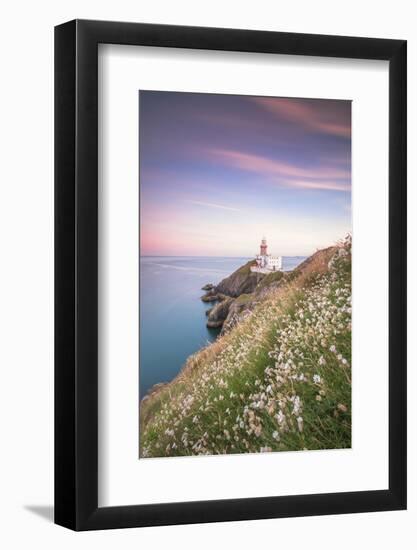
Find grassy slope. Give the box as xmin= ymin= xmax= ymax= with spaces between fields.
xmin=256 ymin=269 xmax=285 ymax=290
xmin=140 ymin=238 xmax=351 ymax=457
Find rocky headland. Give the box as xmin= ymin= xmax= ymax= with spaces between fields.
xmin=201 ymin=259 xmax=289 ymax=334
xmin=200 ymin=249 xmax=338 ymax=334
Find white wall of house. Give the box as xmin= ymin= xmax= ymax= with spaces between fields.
xmin=256 ymin=255 xmax=282 ymax=270
xmin=267 ymin=256 xmax=282 ymax=270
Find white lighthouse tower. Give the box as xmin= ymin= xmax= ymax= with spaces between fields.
xmin=253 ymin=236 xmax=282 ymax=273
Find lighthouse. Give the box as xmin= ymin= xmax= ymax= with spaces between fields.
xmin=253 ymin=236 xmax=282 ymax=272
xmin=260 ymin=236 xmax=268 ymax=256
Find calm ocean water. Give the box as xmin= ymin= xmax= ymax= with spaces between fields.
xmin=139 ymin=256 xmax=305 ymax=399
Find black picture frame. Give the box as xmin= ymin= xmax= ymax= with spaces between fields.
xmin=55 ymin=19 xmax=407 ymax=531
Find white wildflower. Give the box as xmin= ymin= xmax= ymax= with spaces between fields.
xmin=292 ymin=395 xmax=302 ymax=415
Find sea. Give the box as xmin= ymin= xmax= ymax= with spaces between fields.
xmin=139 ymin=256 xmax=306 ymax=399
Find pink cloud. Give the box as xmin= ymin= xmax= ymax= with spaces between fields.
xmin=252 ymin=97 xmax=351 ymax=138
xmin=188 ymin=199 xmax=242 ymax=212
xmin=289 ymin=180 xmax=351 ymax=192
xmin=209 ymin=148 xmax=350 ymax=192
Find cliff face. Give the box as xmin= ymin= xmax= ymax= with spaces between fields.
xmin=214 ymin=260 xmax=264 ymax=297
xmin=200 ymin=260 xmax=263 ymax=331
xmin=201 ymin=259 xmax=286 ymax=332
xmin=219 ymin=274 xmax=287 ymax=335
xmin=221 ymin=293 xmax=255 ymax=334
xmin=206 ymin=297 xmax=235 ymax=328
xmin=200 ymin=248 xmax=337 ymax=333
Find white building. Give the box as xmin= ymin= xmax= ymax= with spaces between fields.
xmin=253 ymin=237 xmax=282 ymax=272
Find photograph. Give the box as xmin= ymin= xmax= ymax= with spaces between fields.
xmin=139 ymin=91 xmax=352 ymax=458
xmin=0 ymin=1 xmax=409 ymax=543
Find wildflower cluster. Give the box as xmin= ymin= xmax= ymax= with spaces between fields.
xmin=141 ymin=239 xmax=351 ymax=458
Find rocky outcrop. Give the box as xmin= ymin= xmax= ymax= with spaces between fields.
xmin=201 ymin=283 xmax=214 ymax=291
xmin=201 ymin=261 xmax=286 ymax=331
xmin=201 ymin=289 xmax=219 ymax=302
xmin=214 ymin=260 xmax=265 ymax=297
xmin=202 ymin=251 xmax=331 ymax=332
xmin=201 ymin=288 xmax=228 ymax=303
xmin=206 ymin=297 xmax=235 ymax=328
xmin=221 ymin=294 xmax=255 ymax=334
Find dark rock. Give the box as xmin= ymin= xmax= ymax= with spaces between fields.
xmin=201 ymin=257 xmax=301 ymax=335
xmin=215 ymin=260 xmax=265 ymax=297
xmin=200 ymin=290 xmax=228 ymax=303
xmin=201 ymin=283 xmax=214 ymax=291
xmin=206 ymin=297 xmax=235 ymax=328
xmin=221 ymin=294 xmax=256 ymax=334
xmin=201 ymin=291 xmax=219 ymax=303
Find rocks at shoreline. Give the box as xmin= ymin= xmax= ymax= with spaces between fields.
xmin=200 ymin=263 xmax=261 ymax=331
xmin=201 ymin=289 xmax=219 ymax=302
xmin=200 ymin=289 xmax=228 ymax=303
xmin=206 ymin=297 xmax=235 ymax=328
xmin=201 ymin=261 xmax=288 ymax=332
xmin=201 ymin=283 xmax=214 ymax=291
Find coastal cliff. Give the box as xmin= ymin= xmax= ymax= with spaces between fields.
xmin=202 ymin=250 xmax=334 ymax=334
xmin=140 ymin=237 xmax=352 ymax=458
xmin=214 ymin=260 xmax=265 ymax=297
xmin=206 ymin=297 xmax=235 ymax=328
xmin=202 ymin=260 xmax=270 ymax=332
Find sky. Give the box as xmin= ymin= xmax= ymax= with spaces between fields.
xmin=139 ymin=91 xmax=351 ymax=257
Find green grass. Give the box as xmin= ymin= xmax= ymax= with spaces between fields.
xmin=234 ymin=293 xmax=252 ymax=305
xmin=140 ymin=238 xmax=351 ymax=457
xmin=256 ymin=269 xmax=285 ymax=290
xmin=233 ymin=259 xmax=257 ymax=275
